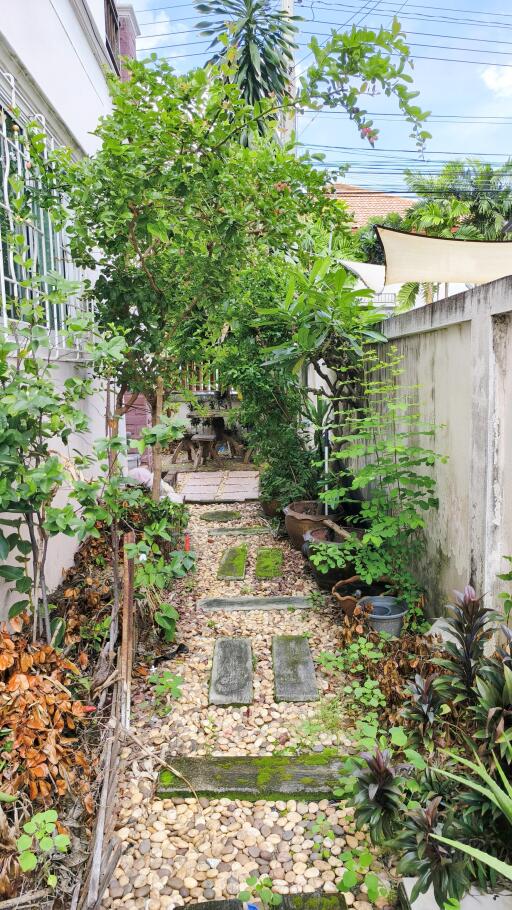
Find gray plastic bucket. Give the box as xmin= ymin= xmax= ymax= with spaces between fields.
xmin=358 ymin=595 xmax=408 ymax=636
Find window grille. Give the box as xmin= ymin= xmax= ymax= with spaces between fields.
xmin=0 ymin=70 xmax=89 ymax=355
xmin=104 ymin=0 xmax=120 ymax=75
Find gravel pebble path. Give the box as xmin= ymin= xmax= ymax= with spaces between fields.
xmin=103 ymin=502 xmax=393 ymax=910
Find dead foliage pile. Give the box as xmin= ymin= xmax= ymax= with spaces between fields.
xmin=334 ymin=605 xmax=444 ymax=724
xmin=0 ymin=619 xmax=93 ymax=808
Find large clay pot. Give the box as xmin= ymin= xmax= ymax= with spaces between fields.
xmin=332 ymin=576 xmax=390 ymax=618
xmin=302 ymin=529 xmax=355 ymax=591
xmin=261 ymin=499 xmax=280 ymax=518
xmin=283 ymin=500 xmax=329 ymax=549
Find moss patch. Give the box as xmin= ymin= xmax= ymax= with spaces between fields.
xmin=218 ymin=545 xmax=248 ymax=580
xmin=255 ymin=546 xmax=284 ymax=578
xmin=200 ymin=510 xmax=242 ymax=522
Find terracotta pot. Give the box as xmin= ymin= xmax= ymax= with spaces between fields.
xmin=302 ymin=528 xmax=356 ymax=590
xmin=332 ymin=576 xmax=389 ymax=618
xmin=261 ymin=498 xmax=280 ymax=518
xmin=283 ymin=500 xmax=329 ymax=549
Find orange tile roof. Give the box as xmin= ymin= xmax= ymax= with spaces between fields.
xmin=333 ymin=182 xmax=412 ymax=229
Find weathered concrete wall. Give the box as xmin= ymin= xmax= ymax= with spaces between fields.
xmin=382 ymin=275 xmax=512 ymax=616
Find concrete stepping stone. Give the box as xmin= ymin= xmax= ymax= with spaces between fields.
xmin=209 ymin=637 xmax=253 ymax=706
xmin=198 ymin=595 xmax=312 ymax=611
xmin=272 ymin=635 xmax=318 ymax=703
xmin=200 ymin=510 xmax=242 ymax=522
xmin=218 ymin=545 xmax=248 ymax=580
xmin=187 ymin=903 xmax=242 ymax=910
xmin=207 ymin=526 xmax=271 ymax=537
xmin=255 ymin=546 xmax=283 ymax=579
xmin=187 ymin=898 xmax=347 ymax=910
xmin=157 ymin=752 xmax=343 ymax=799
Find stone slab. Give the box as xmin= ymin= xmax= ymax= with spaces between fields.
xmin=198 ymin=596 xmax=312 ymax=611
xmin=157 ymin=752 xmax=344 ymax=799
xmin=272 ymin=635 xmax=318 ymax=703
xmin=186 ymin=898 xmax=347 ymax=910
xmin=209 ymin=637 xmax=253 ymax=706
xmin=217 ymin=545 xmax=248 ymax=580
xmin=281 ymin=896 xmax=347 ymax=910
xmin=399 ymin=879 xmax=512 ymax=910
xmin=187 ymin=903 xmax=242 ymax=910
xmin=177 ymin=470 xmax=259 ymax=503
xmin=207 ymin=527 xmax=271 ymax=537
xmin=200 ymin=510 xmax=242 ymax=522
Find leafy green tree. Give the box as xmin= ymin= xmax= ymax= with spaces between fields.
xmin=195 ymin=8 xmax=430 ymax=149
xmin=303 ymin=20 xmax=431 ymax=151
xmin=195 ymin=0 xmax=299 ymax=106
xmin=38 ymin=59 xmax=346 ymax=489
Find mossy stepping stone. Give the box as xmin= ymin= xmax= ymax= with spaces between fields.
xmin=280 ymin=897 xmax=347 ymax=910
xmin=209 ymin=637 xmax=253 ymax=706
xmin=199 ymin=596 xmax=312 ymax=611
xmin=157 ymin=752 xmax=344 ymax=799
xmin=218 ymin=545 xmax=247 ymax=580
xmin=255 ymin=546 xmax=283 ymax=579
xmin=200 ymin=510 xmax=241 ymax=522
xmin=273 ymin=635 xmax=318 ymax=703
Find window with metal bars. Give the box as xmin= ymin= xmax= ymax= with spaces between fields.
xmin=104 ymin=0 xmax=120 ymax=75
xmin=0 ymin=103 xmax=85 ymax=347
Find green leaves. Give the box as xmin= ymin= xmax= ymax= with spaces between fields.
xmin=155 ymin=602 xmax=179 ymax=643
xmin=15 ymin=808 xmax=70 ymax=883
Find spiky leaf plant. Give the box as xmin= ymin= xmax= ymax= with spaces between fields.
xmin=433 ymin=586 xmax=494 ymax=704
xmin=353 ymin=750 xmax=404 ymax=843
xmin=395 ymin=797 xmax=471 ymax=907
xmin=195 ymin=0 xmax=299 ymax=106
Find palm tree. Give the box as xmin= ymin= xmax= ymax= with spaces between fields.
xmin=195 ymin=0 xmax=299 ymax=106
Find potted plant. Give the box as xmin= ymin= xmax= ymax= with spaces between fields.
xmin=259 ymin=458 xmax=317 ymax=521
xmin=303 ymin=522 xmax=360 ymax=588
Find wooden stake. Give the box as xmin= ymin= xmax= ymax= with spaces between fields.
xmin=151 ymin=375 xmax=164 ymax=502
xmin=120 ymin=532 xmax=135 ymax=730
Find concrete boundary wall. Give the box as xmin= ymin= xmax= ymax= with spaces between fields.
xmin=381 ymin=275 xmax=512 ymax=615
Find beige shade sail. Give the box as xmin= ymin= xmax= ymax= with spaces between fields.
xmin=339 ymin=258 xmax=386 ymax=293
xmin=377 ymin=226 xmax=512 ymax=287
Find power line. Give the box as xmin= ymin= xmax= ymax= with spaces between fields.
xmin=137 ymin=26 xmax=512 ymax=51
xmin=303 ymin=143 xmax=512 ymax=156
xmin=137 ymin=34 xmax=512 ymax=60
xmin=298 ymin=0 xmax=512 ymax=20
xmin=149 ymin=47 xmax=512 ymax=67
xmin=299 ymin=110 xmax=512 ymax=121
xmin=134 ymin=0 xmax=512 ymax=18
xmin=136 ymin=1 xmax=512 ymax=31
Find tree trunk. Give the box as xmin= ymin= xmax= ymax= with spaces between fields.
xmin=151 ymin=376 xmax=164 ymax=502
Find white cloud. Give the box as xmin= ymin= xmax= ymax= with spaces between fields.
xmin=481 ymin=65 xmax=512 ymax=98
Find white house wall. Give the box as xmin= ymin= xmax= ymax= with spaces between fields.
xmin=0 ymin=0 xmax=113 ymax=154
xmin=0 ymin=2 xmax=116 ymax=619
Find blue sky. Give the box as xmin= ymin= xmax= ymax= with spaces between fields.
xmin=132 ymin=0 xmax=512 ymax=194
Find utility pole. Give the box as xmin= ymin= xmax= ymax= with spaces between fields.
xmin=281 ymin=0 xmax=297 ymax=143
